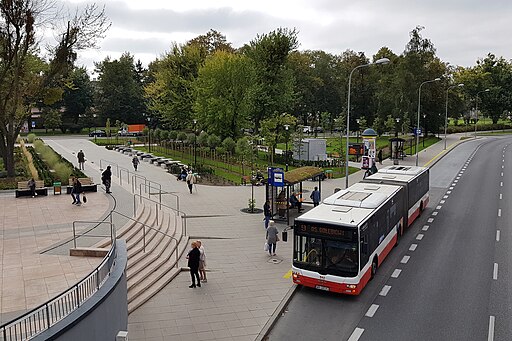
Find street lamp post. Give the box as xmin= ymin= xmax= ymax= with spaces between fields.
xmin=416 ymin=78 xmax=441 ymax=166
xmin=193 ymin=119 xmax=197 ymax=168
xmin=284 ymin=124 xmax=289 ymax=171
xmin=147 ymin=117 xmax=151 ymax=153
xmin=445 ymin=83 xmax=464 ymax=149
xmin=422 ymin=114 xmax=426 ymax=147
xmin=475 ymin=89 xmax=490 ymax=138
xmin=395 ymin=117 xmax=400 ymax=137
xmin=346 ymin=57 xmax=390 ymax=188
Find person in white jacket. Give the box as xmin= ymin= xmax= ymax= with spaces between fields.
xmin=185 ymin=171 xmax=196 ymax=194
xmin=196 ymin=240 xmax=207 ymax=282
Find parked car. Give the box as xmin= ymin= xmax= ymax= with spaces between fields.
xmin=303 ymin=126 xmax=312 ymax=134
xmin=89 ymin=129 xmax=106 ymax=137
xmin=314 ymin=127 xmax=324 ymax=133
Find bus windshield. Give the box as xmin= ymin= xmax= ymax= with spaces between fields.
xmin=294 ymin=234 xmax=359 ymax=277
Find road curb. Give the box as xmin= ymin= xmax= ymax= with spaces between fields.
xmin=255 ymin=284 xmax=299 ymax=341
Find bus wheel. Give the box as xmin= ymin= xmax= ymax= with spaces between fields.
xmin=370 ymin=258 xmax=378 ymax=280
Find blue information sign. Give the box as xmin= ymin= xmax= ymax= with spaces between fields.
xmin=267 ymin=167 xmax=284 ymax=187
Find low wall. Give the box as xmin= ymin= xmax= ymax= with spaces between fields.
xmin=35 ymin=240 xmax=128 ymax=341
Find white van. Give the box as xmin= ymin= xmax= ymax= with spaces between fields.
xmin=303 ymin=126 xmax=312 ymax=134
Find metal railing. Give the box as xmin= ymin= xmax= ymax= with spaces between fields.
xmin=133 ymin=194 xmax=187 ymax=236
xmin=0 ymin=243 xmax=118 ymax=341
xmin=99 ymin=159 xmax=162 ymax=197
xmin=138 ymin=182 xmax=179 ymax=212
xmin=109 ymin=209 xmax=180 ymax=258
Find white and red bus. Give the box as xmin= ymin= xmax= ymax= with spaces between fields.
xmin=362 ymin=165 xmax=429 ymax=230
xmin=292 ymin=166 xmax=429 ymax=295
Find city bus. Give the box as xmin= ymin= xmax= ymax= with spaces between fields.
xmin=292 ymin=182 xmax=406 ymax=295
xmin=362 ymin=165 xmax=429 ymax=233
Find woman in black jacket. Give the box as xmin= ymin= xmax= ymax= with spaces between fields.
xmin=187 ymin=242 xmax=201 ymax=288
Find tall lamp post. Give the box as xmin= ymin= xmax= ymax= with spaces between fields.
xmin=444 ymin=83 xmax=464 ymax=149
xmin=416 ymin=78 xmax=441 ymax=166
xmin=346 ymin=57 xmax=390 ymax=188
xmin=193 ymin=119 xmax=197 ymax=168
xmin=284 ymin=124 xmax=289 ymax=171
xmin=475 ymin=89 xmax=490 ymax=138
xmin=147 ymin=117 xmax=151 ymax=153
xmin=395 ymin=117 xmax=400 ymax=137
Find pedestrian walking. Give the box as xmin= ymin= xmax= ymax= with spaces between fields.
xmin=196 ymin=240 xmax=207 ymax=282
xmin=186 ymin=241 xmax=201 ymax=288
xmin=310 ymin=187 xmax=321 ymax=207
xmin=28 ymin=178 xmax=37 ymax=197
xmin=77 ymin=150 xmax=85 ymax=170
xmin=185 ymin=171 xmax=196 ymax=194
xmin=378 ymin=149 xmax=383 ymax=165
xmin=71 ymin=177 xmax=82 ymax=205
xmin=263 ymin=200 xmax=272 ymax=229
xmin=102 ymin=165 xmax=112 ymax=194
xmin=266 ymin=220 xmax=279 ymax=256
xmin=132 ymin=156 xmax=140 ymax=171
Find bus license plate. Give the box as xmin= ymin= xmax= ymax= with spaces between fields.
xmin=315 ymin=285 xmax=330 ymax=291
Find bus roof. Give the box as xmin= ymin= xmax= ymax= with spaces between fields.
xmin=297 ymin=183 xmax=401 ymax=228
xmin=376 ymin=165 xmax=428 ymax=176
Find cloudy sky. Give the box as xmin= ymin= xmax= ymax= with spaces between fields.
xmin=58 ymin=0 xmax=511 ymax=72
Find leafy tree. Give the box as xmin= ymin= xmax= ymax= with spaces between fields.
xmin=193 ymin=51 xmax=256 ymax=139
xmin=222 ymin=137 xmax=236 ymax=154
xmin=177 ymin=131 xmax=187 ymax=142
xmin=242 ymin=28 xmax=298 ymax=129
xmin=145 ymin=43 xmax=204 ymax=129
xmin=187 ymin=29 xmax=234 ymax=55
xmin=259 ymin=113 xmax=297 ymax=165
xmin=43 ymin=108 xmax=62 ymax=132
xmin=373 ymin=116 xmax=385 ymax=136
xmin=95 ymin=53 xmax=146 ymax=124
xmin=186 ymin=133 xmax=196 ymax=145
xmin=235 ymin=136 xmax=252 ymax=175
xmin=207 ymin=134 xmax=221 ymax=150
xmin=62 ymin=67 xmax=94 ymax=125
xmin=197 ymin=131 xmax=209 ymax=146
xmin=0 ymin=1 xmax=109 ymax=176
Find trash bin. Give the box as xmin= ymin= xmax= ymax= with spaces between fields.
xmin=53 ymin=181 xmax=61 ymax=195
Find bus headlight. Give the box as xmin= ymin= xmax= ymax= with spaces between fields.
xmin=347 ymin=284 xmax=356 ymax=289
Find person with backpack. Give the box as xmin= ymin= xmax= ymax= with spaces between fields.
xmin=102 ymin=166 xmax=112 ymax=194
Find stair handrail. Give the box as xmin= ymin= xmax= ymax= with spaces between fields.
xmin=133 ymin=194 xmax=187 ymax=236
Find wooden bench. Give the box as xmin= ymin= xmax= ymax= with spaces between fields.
xmin=66 ymin=177 xmax=98 ymax=194
xmin=16 ymin=180 xmax=47 ymax=198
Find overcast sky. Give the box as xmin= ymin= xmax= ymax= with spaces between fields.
xmin=57 ymin=0 xmax=512 ymax=72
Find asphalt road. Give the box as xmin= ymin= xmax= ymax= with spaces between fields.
xmin=268 ymin=137 xmax=511 ymax=341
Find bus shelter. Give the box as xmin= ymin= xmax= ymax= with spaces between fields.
xmin=265 ymin=166 xmax=324 ymax=226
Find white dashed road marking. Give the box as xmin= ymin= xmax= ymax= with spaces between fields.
xmin=422 ymin=225 xmax=429 ymax=231
xmin=401 ymin=255 xmax=410 ymax=264
xmin=379 ymin=285 xmax=391 ymax=297
xmin=500 ymin=194 xmax=502 ymax=200
xmin=416 ymin=234 xmax=424 ymax=240
xmin=432 ymin=211 xmax=438 ymax=216
xmin=391 ymin=269 xmax=402 ymax=278
xmin=493 ymin=263 xmax=498 ymax=280
xmin=348 ymin=328 xmax=364 ymax=341
xmin=436 ymin=205 xmax=442 ymax=210
xmin=487 ymin=316 xmax=494 ymax=341
xmin=409 ymin=244 xmax=418 ymax=251
xmin=365 ymin=304 xmax=379 ymax=317
xmin=496 ymin=230 xmax=500 ymax=242
xmin=427 ymin=218 xmax=434 ymax=223
xmin=498 ymin=209 xmax=501 ymax=217
xmin=440 ymin=200 xmax=445 ymax=204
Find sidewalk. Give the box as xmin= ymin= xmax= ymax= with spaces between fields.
xmin=0 ymin=133 xmax=468 ymax=338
